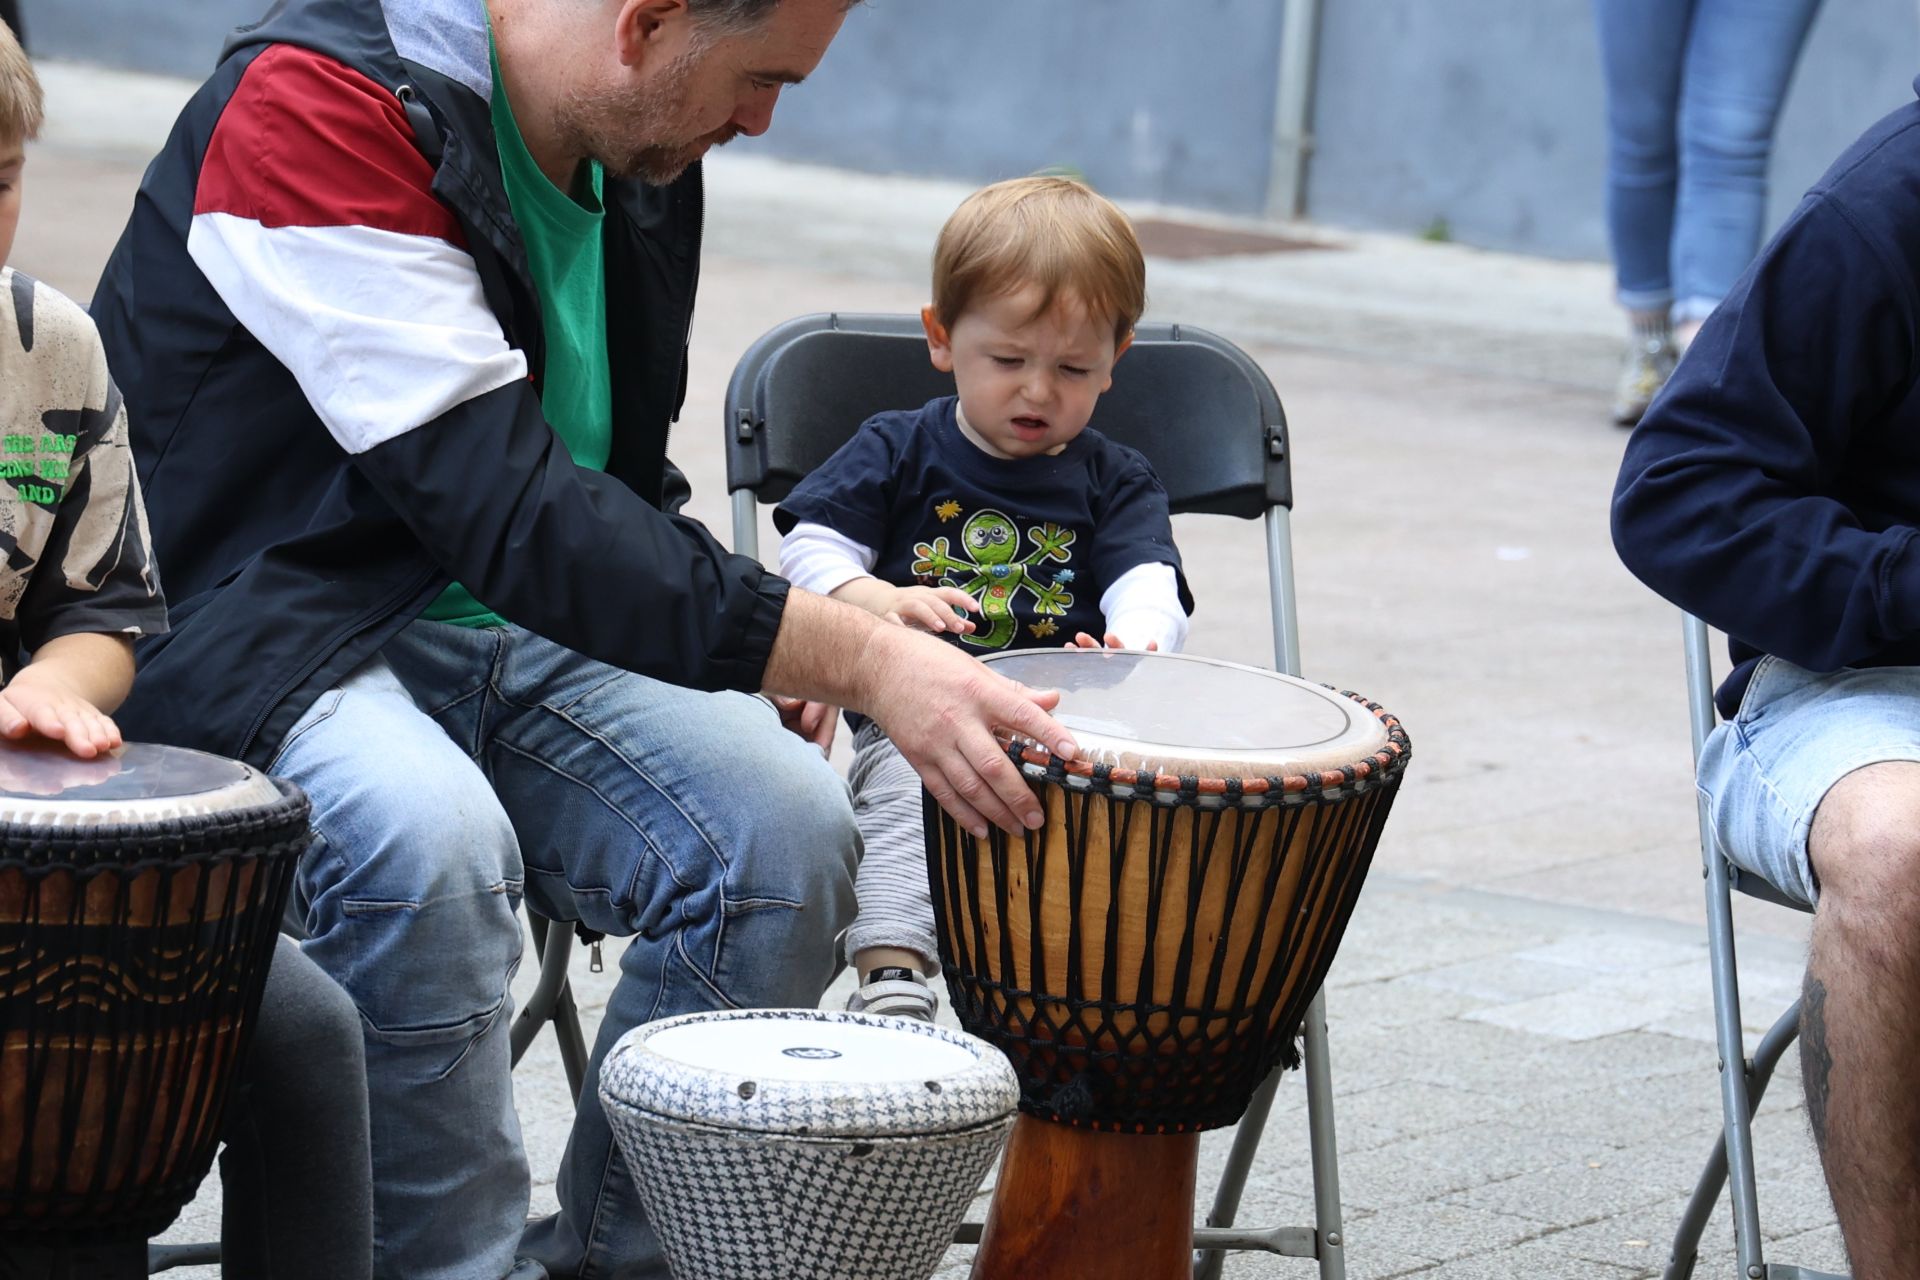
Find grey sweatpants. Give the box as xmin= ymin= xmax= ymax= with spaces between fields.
xmin=218 ymin=935 xmax=374 ymax=1279
xmin=845 ymin=720 xmax=942 ymax=973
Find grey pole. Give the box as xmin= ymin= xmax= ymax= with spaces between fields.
xmin=1266 ymin=0 xmax=1325 ymax=221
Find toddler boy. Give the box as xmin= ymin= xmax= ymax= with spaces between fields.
xmin=776 ymin=176 xmax=1192 ymax=1019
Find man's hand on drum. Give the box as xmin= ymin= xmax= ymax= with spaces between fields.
xmin=762 ymin=591 xmax=1077 ymax=840
xmin=1065 ymin=632 xmax=1159 ymax=652
xmin=860 ymin=624 xmax=1076 ymax=839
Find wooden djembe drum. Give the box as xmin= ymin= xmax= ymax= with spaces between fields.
xmin=0 ymin=742 xmax=307 ymax=1279
xmin=928 ymin=649 xmax=1410 ymax=1279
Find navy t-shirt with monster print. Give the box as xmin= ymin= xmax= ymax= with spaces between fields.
xmin=774 ymin=396 xmax=1192 ymax=654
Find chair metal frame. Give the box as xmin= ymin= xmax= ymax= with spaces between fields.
xmin=1663 ymin=612 xmax=1846 ymax=1280
xmin=724 ymin=311 xmax=1345 ymax=1280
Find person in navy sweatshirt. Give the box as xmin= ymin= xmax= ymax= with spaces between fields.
xmin=1613 ymin=81 xmax=1920 ymax=1273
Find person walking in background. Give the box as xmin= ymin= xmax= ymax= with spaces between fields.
xmin=1595 ymin=0 xmax=1822 ymax=426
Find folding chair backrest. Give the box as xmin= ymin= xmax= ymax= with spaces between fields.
xmin=723 ymin=313 xmax=1291 ymax=520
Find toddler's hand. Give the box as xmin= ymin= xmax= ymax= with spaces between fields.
xmin=884 ymin=586 xmax=980 ymax=636
xmin=0 ymin=666 xmax=123 ymax=759
xmin=1064 ymin=632 xmax=1159 ymax=652
xmin=770 ymin=694 xmax=838 ymax=755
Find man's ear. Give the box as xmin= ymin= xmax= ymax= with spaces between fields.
xmin=923 ymin=306 xmax=956 ymax=373
xmin=615 ymin=0 xmax=690 ymax=67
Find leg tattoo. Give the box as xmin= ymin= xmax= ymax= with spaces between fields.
xmin=1802 ymin=974 xmax=1833 ymax=1151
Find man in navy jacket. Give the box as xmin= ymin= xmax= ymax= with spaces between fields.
xmin=91 ymin=1 xmax=1075 ymax=1276
xmin=1615 ymin=82 xmax=1920 ymax=1273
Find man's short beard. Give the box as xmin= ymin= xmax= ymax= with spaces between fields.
xmin=558 ymin=48 xmax=738 ymax=185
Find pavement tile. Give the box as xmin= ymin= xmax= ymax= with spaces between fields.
xmin=1499 ymin=1070 xmax=1726 ymax=1148
xmin=1447 ymin=1158 xmax=1693 ymax=1224
xmin=1509 ymin=934 xmax=1707 ymax=977
xmin=1347 ymin=1200 xmax=1545 ymax=1262
xmin=1465 ymin=989 xmax=1686 ymax=1042
xmin=1763 ymin=1223 xmax=1850 ymax=1274
xmin=1400 ymin=955 xmax=1599 ymax=1005
xmin=1396 ymin=1239 xmax=1652 ymax=1279
xmin=1330 ymin=977 xmax=1500 ymax=1029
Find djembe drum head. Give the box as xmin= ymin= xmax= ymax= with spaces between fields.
xmin=0 ymin=740 xmax=308 ymax=1246
xmin=930 ymin=649 xmax=1410 ymax=1134
xmin=600 ymin=1009 xmax=1018 ymax=1280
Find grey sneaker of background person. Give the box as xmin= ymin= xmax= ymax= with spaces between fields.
xmin=1613 ymin=313 xmax=1678 ymax=427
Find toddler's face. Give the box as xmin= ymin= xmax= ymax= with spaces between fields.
xmin=928 ymin=285 xmax=1127 ymax=461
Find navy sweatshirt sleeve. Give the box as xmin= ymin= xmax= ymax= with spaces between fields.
xmin=1613 ymin=113 xmax=1920 ymax=685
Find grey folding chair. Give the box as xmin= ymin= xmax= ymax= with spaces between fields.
xmin=1664 ymin=612 xmax=1846 ymax=1280
xmin=723 ymin=311 xmax=1345 ymax=1280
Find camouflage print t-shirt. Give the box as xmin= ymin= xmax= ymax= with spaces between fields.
xmin=0 ymin=269 xmax=166 ymax=679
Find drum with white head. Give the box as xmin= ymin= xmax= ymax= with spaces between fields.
xmin=599 ymin=1008 xmax=1018 ymax=1280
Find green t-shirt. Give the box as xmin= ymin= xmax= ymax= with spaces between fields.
xmin=425 ymin=33 xmax=613 ymax=627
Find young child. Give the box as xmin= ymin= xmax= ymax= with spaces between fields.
xmin=775 ymin=176 xmax=1193 ymax=1020
xmin=0 ymin=25 xmax=373 ymax=1276
xmin=0 ymin=28 xmax=163 ymax=754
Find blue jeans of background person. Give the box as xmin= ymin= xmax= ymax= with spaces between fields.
xmin=1595 ymin=0 xmax=1822 ymax=323
xmin=271 ymin=619 xmax=859 ymax=1280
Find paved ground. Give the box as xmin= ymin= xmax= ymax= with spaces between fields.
xmin=25 ymin=58 xmax=1841 ymax=1280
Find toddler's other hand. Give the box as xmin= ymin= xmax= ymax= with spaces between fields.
xmin=0 ymin=667 xmax=123 ymax=759
xmin=1064 ymin=633 xmax=1159 ymax=652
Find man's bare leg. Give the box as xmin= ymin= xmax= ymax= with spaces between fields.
xmin=1803 ymin=761 xmax=1920 ymax=1276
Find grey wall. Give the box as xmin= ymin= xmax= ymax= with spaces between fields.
xmin=23 ymin=0 xmax=265 ymax=79
xmin=25 ymin=0 xmax=1920 ymax=260
xmin=746 ymin=0 xmax=1288 ymax=216
xmin=1308 ymin=0 xmax=1920 ymax=260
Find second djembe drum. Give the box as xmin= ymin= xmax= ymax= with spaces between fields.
xmin=929 ymin=649 xmax=1410 ymax=1279
xmin=600 ymin=1009 xmax=1019 ymax=1280
xmin=0 ymin=742 xmax=307 ymax=1278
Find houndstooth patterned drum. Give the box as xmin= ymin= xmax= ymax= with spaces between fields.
xmin=599 ymin=1009 xmax=1018 ymax=1280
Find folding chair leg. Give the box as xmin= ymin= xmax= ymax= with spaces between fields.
xmin=1193 ymin=1067 xmax=1282 ymax=1280
xmin=1664 ymin=999 xmax=1803 ymax=1280
xmin=512 ymin=913 xmax=590 ymax=1101
xmin=1192 ymin=986 xmax=1344 ymax=1280
xmin=1301 ymin=989 xmax=1347 ymax=1280
xmin=148 ymin=1242 xmax=222 ymax=1273
xmin=550 ymin=973 xmax=591 ymax=1103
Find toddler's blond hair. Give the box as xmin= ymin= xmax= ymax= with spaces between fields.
xmin=932 ymin=176 xmax=1145 ymax=343
xmin=0 ymin=21 xmax=39 ymax=143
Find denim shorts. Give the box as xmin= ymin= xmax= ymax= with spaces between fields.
xmin=1697 ymin=657 xmax=1920 ymax=906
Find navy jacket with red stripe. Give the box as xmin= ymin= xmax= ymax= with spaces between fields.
xmin=91 ymin=0 xmax=787 ymax=765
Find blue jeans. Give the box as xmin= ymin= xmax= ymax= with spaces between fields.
xmin=270 ymin=619 xmax=859 ymax=1280
xmin=1595 ymin=0 xmax=1822 ymax=322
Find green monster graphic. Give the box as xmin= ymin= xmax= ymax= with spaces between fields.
xmin=913 ymin=507 xmax=1076 ymax=648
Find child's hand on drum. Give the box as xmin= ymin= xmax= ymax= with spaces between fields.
xmin=1064 ymin=633 xmax=1159 ymax=652
xmin=0 ymin=665 xmax=124 ymax=760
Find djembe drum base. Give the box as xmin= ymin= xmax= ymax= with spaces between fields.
xmin=970 ymin=1119 xmax=1199 ymax=1280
